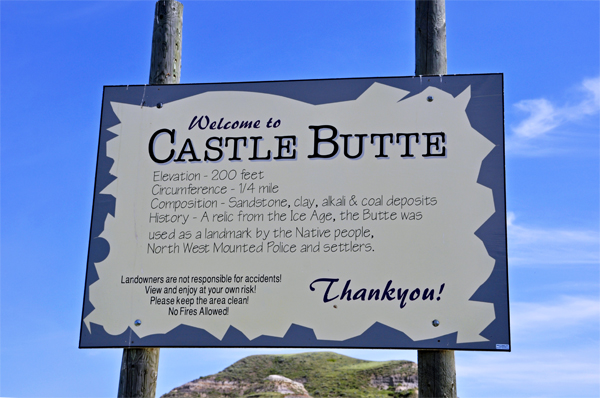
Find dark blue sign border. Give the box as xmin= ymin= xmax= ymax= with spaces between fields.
xmin=80 ymin=74 xmax=509 ymax=351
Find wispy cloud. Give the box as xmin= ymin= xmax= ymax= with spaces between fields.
xmin=458 ymin=347 xmax=600 ymax=397
xmin=511 ymin=295 xmax=600 ymax=338
xmin=508 ymin=76 xmax=600 ymax=155
xmin=457 ymin=295 xmax=599 ymax=397
xmin=507 ymin=212 xmax=599 ymax=266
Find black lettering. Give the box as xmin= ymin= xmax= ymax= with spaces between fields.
xmin=174 ymin=138 xmax=201 ymax=162
xmin=239 ymin=120 xmax=253 ymax=129
xmin=371 ymin=133 xmax=393 ymax=158
xmin=309 ymin=278 xmax=340 ymax=303
xmin=423 ymin=132 xmax=446 ymax=157
xmin=396 ymin=133 xmax=420 ymax=158
xmin=340 ymin=279 xmax=352 ymax=301
xmin=248 ymin=136 xmax=272 ymax=160
xmin=423 ymin=288 xmax=435 ymax=300
xmin=274 ymin=135 xmax=297 ymax=160
xmin=368 ymin=289 xmax=380 ymax=300
xmin=204 ymin=137 xmax=223 ymax=162
xmin=381 ymin=280 xmax=395 ymax=301
xmin=188 ymin=115 xmax=208 ymax=130
xmin=397 ymin=288 xmax=408 ymax=309
xmin=225 ymin=137 xmax=248 ymax=161
xmin=148 ymin=128 xmax=175 ymax=164
xmin=353 ymin=288 xmax=367 ymax=301
xmin=409 ymin=288 xmax=421 ymax=301
xmin=308 ymin=125 xmax=339 ymax=159
xmin=340 ymin=134 xmax=368 ymax=159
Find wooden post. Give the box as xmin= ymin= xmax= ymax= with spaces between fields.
xmin=117 ymin=1 xmax=182 ymax=397
xmin=149 ymin=0 xmax=183 ymax=84
xmin=117 ymin=348 xmax=160 ymax=398
xmin=415 ymin=1 xmax=455 ymax=397
xmin=415 ymin=0 xmax=447 ymax=76
xmin=418 ymin=350 xmax=457 ymax=398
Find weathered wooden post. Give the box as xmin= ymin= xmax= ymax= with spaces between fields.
xmin=415 ymin=1 xmax=456 ymax=397
xmin=117 ymin=1 xmax=183 ymax=397
xmin=415 ymin=0 xmax=447 ymax=76
xmin=149 ymin=0 xmax=183 ymax=85
xmin=417 ymin=350 xmax=456 ymax=397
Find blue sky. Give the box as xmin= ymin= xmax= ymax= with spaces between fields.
xmin=1 ymin=1 xmax=598 ymax=397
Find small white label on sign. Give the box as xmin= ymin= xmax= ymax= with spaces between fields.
xmin=496 ymin=344 xmax=510 ymax=350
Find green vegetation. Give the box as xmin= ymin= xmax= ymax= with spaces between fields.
xmin=163 ymin=352 xmax=417 ymax=398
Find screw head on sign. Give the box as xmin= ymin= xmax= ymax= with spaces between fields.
xmin=427 ymin=96 xmax=434 ymax=102
xmin=432 ymin=319 xmax=440 ymax=327
xmin=134 ymin=319 xmax=142 ymax=327
xmin=157 ymin=103 xmax=163 ymax=108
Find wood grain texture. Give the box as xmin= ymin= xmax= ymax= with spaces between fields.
xmin=418 ymin=350 xmax=456 ymax=398
xmin=118 ymin=1 xmax=183 ymax=397
xmin=415 ymin=2 xmax=454 ymax=397
xmin=118 ymin=348 xmax=160 ymax=398
xmin=415 ymin=0 xmax=447 ymax=75
xmin=149 ymin=0 xmax=183 ymax=84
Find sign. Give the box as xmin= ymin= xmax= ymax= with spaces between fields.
xmin=80 ymin=74 xmax=509 ymax=350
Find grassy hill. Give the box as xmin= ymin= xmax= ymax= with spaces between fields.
xmin=161 ymin=352 xmax=418 ymax=398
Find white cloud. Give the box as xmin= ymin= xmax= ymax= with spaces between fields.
xmin=508 ymin=76 xmax=600 ymax=155
xmin=513 ymin=98 xmax=561 ymax=139
xmin=507 ymin=212 xmax=599 ymax=266
xmin=511 ymin=296 xmax=600 ymax=337
xmin=581 ymin=77 xmax=600 ymax=116
xmin=457 ymin=348 xmax=599 ymax=397
xmin=457 ymin=295 xmax=599 ymax=397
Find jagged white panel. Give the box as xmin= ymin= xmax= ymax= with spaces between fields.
xmin=84 ymin=83 xmax=497 ymax=344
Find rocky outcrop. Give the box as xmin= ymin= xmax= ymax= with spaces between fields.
xmin=162 ymin=374 xmax=310 ymax=398
xmin=370 ymin=362 xmax=418 ymax=392
xmin=257 ymin=375 xmax=311 ymax=397
xmin=162 ymin=377 xmax=250 ymax=397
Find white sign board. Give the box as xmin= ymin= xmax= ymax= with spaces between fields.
xmin=81 ymin=75 xmax=509 ymax=350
